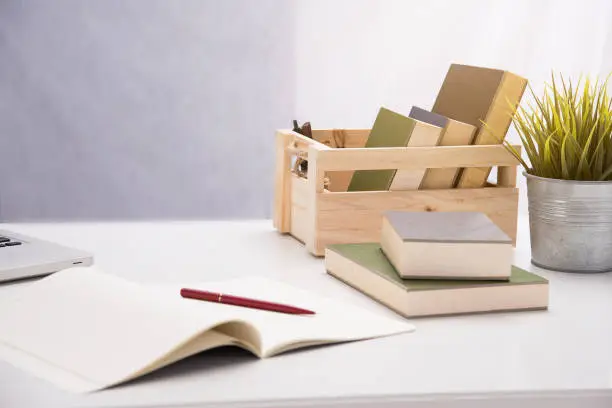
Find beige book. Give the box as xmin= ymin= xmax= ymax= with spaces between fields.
xmin=0 ymin=268 xmax=413 ymax=393
xmin=380 ymin=211 xmax=513 ymax=279
xmin=408 ymin=106 xmax=476 ymax=189
xmin=348 ymin=107 xmax=442 ymax=192
xmin=388 ymin=120 xmax=443 ymax=190
xmin=325 ymin=243 xmax=548 ymax=318
xmin=431 ymin=64 xmax=527 ymax=188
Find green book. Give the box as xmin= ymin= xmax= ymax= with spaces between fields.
xmin=325 ymin=243 xmax=548 ymax=317
xmin=347 ymin=107 xmax=441 ymax=191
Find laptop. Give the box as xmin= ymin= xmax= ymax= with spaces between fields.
xmin=0 ymin=229 xmax=93 ymax=283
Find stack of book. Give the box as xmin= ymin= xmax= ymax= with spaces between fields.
xmin=325 ymin=211 xmax=549 ymax=317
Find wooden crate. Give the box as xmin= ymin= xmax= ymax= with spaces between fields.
xmin=273 ymin=128 xmax=521 ymax=256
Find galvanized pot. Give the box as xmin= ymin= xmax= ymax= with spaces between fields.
xmin=525 ymin=172 xmax=612 ymax=273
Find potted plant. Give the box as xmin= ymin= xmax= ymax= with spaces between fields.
xmin=499 ymin=74 xmax=612 ymax=273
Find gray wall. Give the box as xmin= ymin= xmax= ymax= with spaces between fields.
xmin=0 ymin=0 xmax=294 ymax=221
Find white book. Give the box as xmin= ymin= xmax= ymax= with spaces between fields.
xmin=0 ymin=267 xmax=413 ymax=393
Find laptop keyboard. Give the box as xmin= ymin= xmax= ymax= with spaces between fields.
xmin=0 ymin=236 xmax=22 ymax=248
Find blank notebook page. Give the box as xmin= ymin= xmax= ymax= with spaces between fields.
xmin=0 ymin=268 xmax=414 ymax=393
xmin=158 ymin=276 xmax=414 ymax=356
xmin=0 ymin=268 xmax=237 ymax=391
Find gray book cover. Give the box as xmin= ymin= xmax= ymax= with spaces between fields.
xmin=409 ymin=106 xmax=449 ymax=128
xmin=384 ymin=211 xmax=512 ymax=243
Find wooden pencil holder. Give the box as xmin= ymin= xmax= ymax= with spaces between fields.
xmin=273 ymin=128 xmax=521 ymax=256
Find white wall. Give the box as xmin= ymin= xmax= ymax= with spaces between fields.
xmin=295 ymin=0 xmax=612 ymax=127
xmin=1 ymin=0 xmax=611 ymax=220
xmin=0 ymin=0 xmax=294 ymax=221
xmin=294 ymin=0 xmax=612 ymax=213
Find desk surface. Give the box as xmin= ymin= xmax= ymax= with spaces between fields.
xmin=1 ymin=216 xmax=612 ymax=408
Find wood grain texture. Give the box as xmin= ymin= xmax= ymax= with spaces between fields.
xmin=285 ymin=130 xmax=331 ymax=152
xmin=312 ymin=187 xmax=518 ymax=256
xmin=324 ymin=172 xmax=353 ymax=192
xmin=274 ymin=127 xmax=520 ymax=257
xmin=497 ymin=166 xmax=518 ymax=187
xmin=306 ymin=146 xmax=326 ymax=254
xmin=315 ymin=130 xmax=369 ymax=192
xmin=290 ymin=175 xmax=310 ymax=243
xmin=273 ymin=131 xmax=294 ymax=232
xmin=275 ymin=130 xmax=329 ymax=240
xmin=311 ymin=129 xmax=370 ymax=148
xmin=497 ymin=147 xmax=521 ymax=187
xmin=315 ymin=145 xmax=521 ymax=172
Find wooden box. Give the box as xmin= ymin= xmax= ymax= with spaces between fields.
xmin=273 ymin=128 xmax=521 ymax=256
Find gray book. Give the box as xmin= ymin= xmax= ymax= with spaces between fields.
xmin=409 ymin=106 xmax=449 ymax=128
xmin=380 ymin=211 xmax=513 ymax=279
xmin=408 ymin=106 xmax=476 ymax=189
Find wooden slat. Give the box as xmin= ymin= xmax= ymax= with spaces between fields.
xmin=312 ymin=129 xmax=370 ymax=148
xmin=497 ymin=166 xmax=518 ymax=187
xmin=290 ymin=176 xmax=310 ymax=243
xmin=311 ymin=129 xmax=368 ymax=191
xmin=311 ymin=187 xmax=518 ymax=256
xmin=325 ymin=171 xmax=354 ymax=192
xmin=497 ymin=146 xmax=521 ymax=187
xmin=273 ymin=131 xmax=294 ymax=232
xmin=278 ymin=130 xmax=331 ymax=151
xmin=305 ymin=147 xmax=326 ymax=254
xmin=315 ymin=145 xmax=521 ymax=172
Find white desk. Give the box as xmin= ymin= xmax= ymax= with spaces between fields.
xmin=1 ymin=216 xmax=612 ymax=408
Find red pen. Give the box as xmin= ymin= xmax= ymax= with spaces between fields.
xmin=180 ymin=288 xmax=315 ymax=315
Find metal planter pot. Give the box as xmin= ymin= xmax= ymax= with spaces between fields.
xmin=526 ymin=172 xmax=612 ymax=273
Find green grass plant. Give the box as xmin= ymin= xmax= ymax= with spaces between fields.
xmin=495 ymin=73 xmax=612 ymax=181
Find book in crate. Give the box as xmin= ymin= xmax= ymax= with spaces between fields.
xmin=273 ymin=63 xmax=526 ymax=256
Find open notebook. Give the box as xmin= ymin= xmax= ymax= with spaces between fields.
xmin=0 ymin=267 xmax=414 ymax=393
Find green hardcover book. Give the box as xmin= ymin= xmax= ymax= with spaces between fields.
xmin=347 ymin=107 xmax=441 ymax=191
xmin=325 ymin=243 xmax=548 ymax=317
